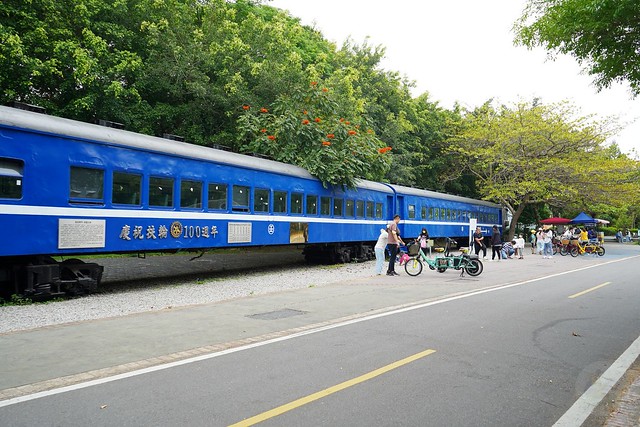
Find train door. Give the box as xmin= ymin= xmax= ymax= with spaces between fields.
xmin=396 ymin=195 xmax=404 ymax=218
xmin=386 ymin=195 xmax=394 ymax=220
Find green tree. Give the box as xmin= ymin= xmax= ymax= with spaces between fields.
xmin=0 ymin=0 xmax=143 ymax=120
xmin=448 ymin=100 xmax=634 ymax=240
xmin=514 ymin=0 xmax=640 ymax=95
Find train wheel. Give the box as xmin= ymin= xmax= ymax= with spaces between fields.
xmin=596 ymin=246 xmax=605 ymax=256
xmin=404 ymin=258 xmax=423 ymax=276
xmin=464 ymin=260 xmax=483 ymax=276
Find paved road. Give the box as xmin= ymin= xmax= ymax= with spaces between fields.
xmin=1 ymin=242 xmax=639 ymax=426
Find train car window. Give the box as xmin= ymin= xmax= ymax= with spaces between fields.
xmin=333 ymin=198 xmax=343 ymax=217
xmin=408 ymin=204 xmax=416 ymax=219
xmin=320 ymin=196 xmax=331 ymax=216
xmin=421 ymin=206 xmax=426 ymax=220
xmin=375 ymin=202 xmax=383 ymax=219
xmin=232 ymin=185 xmax=249 ymax=212
xmin=0 ymin=158 xmax=23 ymax=199
xmin=366 ymin=201 xmax=374 ymax=218
xmin=208 ymin=183 xmax=227 ymax=210
xmin=440 ymin=208 xmax=446 ymax=221
xmin=112 ymin=172 xmax=141 ymax=205
xmin=306 ymin=195 xmax=318 ymax=215
xmin=70 ymin=166 xmax=104 ymax=201
xmin=274 ymin=191 xmax=287 ymax=214
xmin=291 ymin=192 xmax=303 ymax=214
xmin=254 ymin=188 xmax=269 ymax=213
xmin=149 ymin=177 xmax=174 ymax=207
xmin=180 ymin=180 xmax=202 ymax=209
xmin=433 ymin=208 xmax=438 ymax=220
xmin=356 ymin=200 xmax=364 ymax=218
xmin=346 ymin=200 xmax=355 ymax=217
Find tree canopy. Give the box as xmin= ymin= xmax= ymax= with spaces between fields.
xmin=514 ymin=0 xmax=640 ymax=96
xmin=448 ymin=100 xmax=640 ymax=239
xmin=1 ymin=0 xmax=638 ymax=227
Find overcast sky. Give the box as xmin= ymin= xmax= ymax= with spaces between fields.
xmin=268 ymin=0 xmax=639 ymax=157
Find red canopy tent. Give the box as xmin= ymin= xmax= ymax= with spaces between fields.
xmin=539 ymin=217 xmax=571 ymax=225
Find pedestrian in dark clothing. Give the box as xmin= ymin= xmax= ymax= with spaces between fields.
xmin=473 ymin=226 xmax=487 ymax=259
xmin=386 ymin=214 xmax=404 ymax=276
xmin=491 ymin=225 xmax=502 ymax=261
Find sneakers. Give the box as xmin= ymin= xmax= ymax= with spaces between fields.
xmin=483 ymin=257 xmax=488 ymax=260
xmin=386 ymin=271 xmax=399 ymax=276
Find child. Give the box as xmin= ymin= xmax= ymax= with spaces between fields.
xmin=416 ymin=228 xmax=430 ymax=254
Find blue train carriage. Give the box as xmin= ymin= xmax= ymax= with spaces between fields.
xmin=389 ymin=184 xmax=503 ymax=247
xmin=0 ymin=105 xmax=392 ymax=298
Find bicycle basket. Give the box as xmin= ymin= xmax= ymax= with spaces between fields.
xmin=407 ymin=242 xmax=420 ymax=256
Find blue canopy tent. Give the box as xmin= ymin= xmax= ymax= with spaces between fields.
xmin=570 ymin=212 xmax=598 ymax=224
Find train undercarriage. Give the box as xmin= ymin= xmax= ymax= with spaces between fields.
xmin=0 ymin=256 xmax=104 ymax=301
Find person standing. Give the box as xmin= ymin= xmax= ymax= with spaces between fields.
xmin=416 ymin=228 xmax=430 ymax=255
xmin=473 ymin=226 xmax=487 ymax=259
xmin=491 ymin=225 xmax=502 ymax=261
xmin=386 ymin=214 xmax=404 ymax=276
xmin=543 ymin=228 xmax=553 ymax=258
xmin=515 ymin=234 xmax=524 ymax=259
xmin=530 ymin=230 xmax=537 ymax=254
xmin=536 ymin=228 xmax=546 ymax=255
xmin=374 ymin=228 xmax=388 ymax=275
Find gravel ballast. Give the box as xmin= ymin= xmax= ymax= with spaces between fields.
xmin=0 ymin=254 xmax=378 ymax=334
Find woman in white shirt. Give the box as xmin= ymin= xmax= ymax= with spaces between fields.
xmin=374 ymin=228 xmax=389 ymax=275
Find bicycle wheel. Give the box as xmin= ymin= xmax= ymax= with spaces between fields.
xmin=596 ymin=246 xmax=605 ymax=256
xmin=559 ymin=246 xmax=568 ymax=256
xmin=570 ymin=246 xmax=579 ymax=257
xmin=552 ymin=245 xmax=558 ymax=255
xmin=404 ymin=258 xmax=423 ymax=276
xmin=464 ymin=259 xmax=483 ymax=276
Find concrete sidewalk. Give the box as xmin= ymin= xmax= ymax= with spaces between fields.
xmin=1 ymin=245 xmax=639 ymax=424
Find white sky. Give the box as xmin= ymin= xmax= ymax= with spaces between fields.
xmin=268 ymin=0 xmax=639 ymax=157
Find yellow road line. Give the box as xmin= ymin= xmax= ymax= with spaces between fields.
xmin=228 ymin=348 xmax=437 ymax=427
xmin=568 ymin=282 xmax=612 ymax=299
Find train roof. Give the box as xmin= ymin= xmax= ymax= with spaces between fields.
xmin=388 ymin=183 xmax=501 ymax=208
xmin=0 ymin=106 xmax=391 ymax=194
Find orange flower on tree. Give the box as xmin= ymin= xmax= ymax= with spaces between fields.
xmin=345 ymin=121 xmax=350 ymax=125
xmin=326 ymin=133 xmax=335 ymax=139
xmin=322 ymin=141 xmax=331 ymax=146
xmin=260 ymin=108 xmax=268 ymax=113
xmin=302 ymin=119 xmax=310 ymax=125
xmin=303 ymin=110 xmax=308 ymax=115
xmin=348 ymin=130 xmax=357 ymax=135
xmin=260 ymin=128 xmax=267 ymax=133
xmin=310 ymin=81 xmax=318 ymax=86
xmin=322 ymin=88 xmax=328 ymax=92
xmin=378 ymin=146 xmax=392 ymax=154
xmin=267 ymin=135 xmax=276 ymax=141
xmin=242 ymin=105 xmax=250 ymax=110
xmin=314 ymin=117 xmax=321 ymax=123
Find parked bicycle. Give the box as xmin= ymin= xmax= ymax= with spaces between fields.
xmin=404 ymin=237 xmax=483 ymax=277
xmin=569 ymin=240 xmax=605 ymax=257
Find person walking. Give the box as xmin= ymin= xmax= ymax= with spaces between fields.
xmin=386 ymin=214 xmax=404 ymax=276
xmin=491 ymin=225 xmax=502 ymax=261
xmin=374 ymin=228 xmax=388 ymax=275
xmin=473 ymin=226 xmax=487 ymax=259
